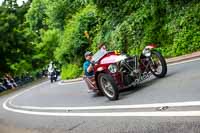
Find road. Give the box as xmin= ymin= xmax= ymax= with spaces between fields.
xmin=0 ymin=58 xmax=200 ymax=133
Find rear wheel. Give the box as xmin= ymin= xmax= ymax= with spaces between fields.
xmin=150 ymin=50 xmax=167 ymax=78
xmin=98 ymin=73 xmax=119 ymax=100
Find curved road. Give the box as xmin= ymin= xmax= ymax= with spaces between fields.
xmin=0 ymin=58 xmax=200 ymax=133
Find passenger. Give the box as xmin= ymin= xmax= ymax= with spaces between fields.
xmin=98 ymin=42 xmax=107 ymax=53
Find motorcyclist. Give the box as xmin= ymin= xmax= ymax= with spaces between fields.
xmin=48 ymin=61 xmax=57 ymax=82
xmin=48 ymin=61 xmax=54 ymax=73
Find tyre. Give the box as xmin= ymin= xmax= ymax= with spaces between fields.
xmin=98 ymin=73 xmax=119 ymax=100
xmin=150 ymin=50 xmax=167 ymax=78
xmin=54 ymin=76 xmax=57 ymax=82
xmin=50 ymin=76 xmax=53 ymax=83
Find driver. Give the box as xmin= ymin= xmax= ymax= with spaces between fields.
xmin=83 ymin=51 xmax=94 ymax=77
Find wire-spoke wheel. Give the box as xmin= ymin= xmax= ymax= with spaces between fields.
xmin=150 ymin=50 xmax=167 ymax=78
xmin=98 ymin=73 xmax=119 ymax=100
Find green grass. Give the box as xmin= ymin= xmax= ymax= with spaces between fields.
xmin=61 ymin=64 xmax=83 ymax=80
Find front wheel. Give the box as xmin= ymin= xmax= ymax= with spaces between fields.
xmin=98 ymin=73 xmax=119 ymax=100
xmin=150 ymin=50 xmax=167 ymax=78
xmin=50 ymin=77 xmax=53 ymax=83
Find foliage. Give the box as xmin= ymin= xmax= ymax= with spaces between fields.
xmin=36 ymin=29 xmax=61 ymax=63
xmin=10 ymin=60 xmax=32 ymax=76
xmin=55 ymin=5 xmax=99 ymax=64
xmin=91 ymin=0 xmax=200 ymax=57
xmin=26 ymin=0 xmax=87 ymax=31
xmin=1 ymin=0 xmax=200 ymax=79
xmin=25 ymin=0 xmax=47 ymax=31
xmin=61 ymin=64 xmax=82 ymax=79
xmin=45 ymin=0 xmax=86 ymax=30
xmin=0 ymin=0 xmax=35 ymax=76
xmin=162 ymin=2 xmax=200 ymax=57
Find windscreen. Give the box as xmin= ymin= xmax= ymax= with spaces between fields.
xmin=92 ymin=50 xmax=107 ymax=63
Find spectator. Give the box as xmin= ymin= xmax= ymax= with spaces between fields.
xmin=0 ymin=79 xmax=6 ymax=92
xmin=3 ymin=75 xmax=14 ymax=89
xmin=5 ymin=73 xmax=17 ymax=88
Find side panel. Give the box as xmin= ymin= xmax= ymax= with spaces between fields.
xmin=83 ymin=76 xmax=98 ymax=91
xmin=110 ymin=72 xmax=124 ymax=90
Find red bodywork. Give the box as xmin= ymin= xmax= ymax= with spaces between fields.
xmin=84 ymin=44 xmax=156 ymax=92
xmin=84 ymin=51 xmax=123 ymax=92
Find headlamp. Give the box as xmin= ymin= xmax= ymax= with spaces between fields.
xmin=108 ymin=64 xmax=117 ymax=73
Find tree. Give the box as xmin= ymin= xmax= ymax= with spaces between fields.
xmin=0 ymin=0 xmax=36 ymax=76
xmin=25 ymin=0 xmax=47 ymax=31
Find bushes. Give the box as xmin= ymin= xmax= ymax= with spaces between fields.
xmin=60 ymin=1 xmax=200 ymax=79
xmin=25 ymin=0 xmax=200 ymax=79
xmin=10 ymin=60 xmax=32 ymax=76
xmin=55 ymin=5 xmax=99 ymax=64
xmin=94 ymin=1 xmax=200 ymax=57
xmin=37 ymin=29 xmax=61 ymax=62
xmin=163 ymin=2 xmax=200 ymax=57
xmin=61 ymin=64 xmax=83 ymax=79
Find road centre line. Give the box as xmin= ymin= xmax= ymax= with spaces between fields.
xmin=7 ymin=101 xmax=200 ymax=111
xmin=4 ymin=103 xmax=200 ymax=117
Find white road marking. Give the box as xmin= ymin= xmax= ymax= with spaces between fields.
xmin=7 ymin=101 xmax=200 ymax=111
xmin=58 ymin=80 xmax=84 ymax=85
xmin=2 ymin=80 xmax=83 ymax=111
xmin=2 ymin=57 xmax=200 ymax=117
xmin=5 ymin=81 xmax=49 ymax=105
xmin=6 ymin=80 xmax=82 ymax=103
xmin=3 ymin=103 xmax=200 ymax=116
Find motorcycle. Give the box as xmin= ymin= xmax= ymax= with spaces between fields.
xmin=49 ymin=70 xmax=58 ymax=83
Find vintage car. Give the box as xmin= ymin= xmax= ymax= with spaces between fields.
xmin=83 ymin=44 xmax=167 ymax=100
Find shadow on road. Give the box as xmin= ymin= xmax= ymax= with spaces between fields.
xmin=88 ymin=70 xmax=180 ymax=101
xmin=119 ymin=71 xmax=179 ymax=100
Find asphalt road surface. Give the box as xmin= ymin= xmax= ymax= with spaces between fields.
xmin=1 ymin=58 xmax=200 ymax=133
